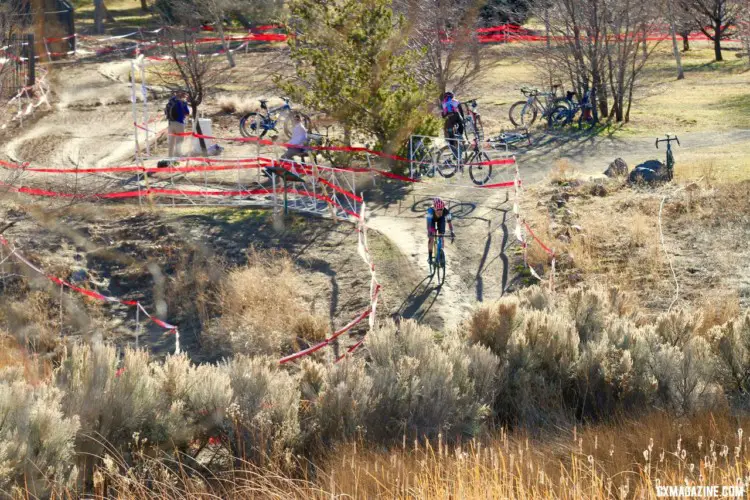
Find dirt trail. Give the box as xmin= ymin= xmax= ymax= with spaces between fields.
xmin=366 ymin=174 xmax=516 ymax=331
xmin=4 ymin=60 xmax=152 ymax=168
xmin=3 ymin=59 xmax=750 ymax=331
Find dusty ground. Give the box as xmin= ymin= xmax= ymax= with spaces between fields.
xmin=1 ymin=35 xmax=749 ymax=358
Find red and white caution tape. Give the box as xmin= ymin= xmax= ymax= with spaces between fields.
xmin=279 ymin=201 xmax=381 ymax=364
xmin=0 ymin=234 xmax=179 ymax=351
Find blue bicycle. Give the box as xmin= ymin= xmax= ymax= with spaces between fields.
xmin=239 ymin=97 xmax=314 ymax=139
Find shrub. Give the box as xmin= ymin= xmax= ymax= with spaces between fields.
xmin=711 ymin=312 xmax=750 ymax=397
xmin=365 ymin=320 xmax=496 ymax=440
xmin=225 ymin=355 xmax=301 ymax=462
xmin=204 ymin=251 xmax=328 ymax=358
xmin=466 ymin=296 xmax=523 ymax=355
xmin=308 ymin=357 xmax=373 ymax=445
xmin=0 ymin=371 xmax=79 ymax=496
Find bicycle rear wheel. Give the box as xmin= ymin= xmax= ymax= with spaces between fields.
xmin=509 ymin=101 xmax=537 ymax=128
xmin=240 ymin=112 xmax=266 ymax=138
xmin=436 ymin=145 xmax=459 ymax=178
xmin=468 ymin=151 xmax=493 ymax=185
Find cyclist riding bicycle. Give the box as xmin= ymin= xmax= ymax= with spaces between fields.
xmin=441 ymin=91 xmax=465 ymax=157
xmin=426 ymin=197 xmax=455 ymax=265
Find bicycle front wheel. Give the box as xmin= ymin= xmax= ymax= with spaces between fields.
xmin=468 ymin=151 xmax=493 ymax=185
xmin=436 ymin=145 xmax=459 ymax=178
xmin=509 ymin=101 xmax=537 ymax=128
xmin=548 ymin=105 xmax=570 ymax=128
xmin=413 ymin=149 xmax=435 ymax=178
xmin=240 ymin=112 xmax=265 ymax=138
xmin=437 ymin=249 xmax=446 ymax=285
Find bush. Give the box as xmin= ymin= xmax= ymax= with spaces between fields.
xmin=225 ymin=355 xmax=301 ymax=462
xmin=203 ymin=251 xmax=328 ymax=358
xmin=0 ymin=369 xmax=79 ymax=496
xmin=365 ymin=320 xmax=496 ymax=440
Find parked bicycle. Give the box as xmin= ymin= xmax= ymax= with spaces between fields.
xmin=548 ymin=89 xmax=597 ymax=129
xmin=486 ymin=129 xmax=531 ymax=151
xmin=408 ymin=135 xmax=457 ymax=179
xmin=656 ymin=134 xmax=679 ymax=181
xmin=508 ymin=85 xmax=568 ymax=128
xmin=436 ymin=135 xmax=494 ymax=185
xmin=239 ymin=97 xmax=314 ymax=139
xmin=462 ymin=98 xmax=484 ymax=143
xmin=429 ymin=232 xmax=452 ymax=285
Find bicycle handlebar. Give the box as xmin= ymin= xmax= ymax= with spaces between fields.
xmin=655 ymin=135 xmax=680 ymax=148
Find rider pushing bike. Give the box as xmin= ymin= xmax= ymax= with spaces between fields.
xmin=427 ymin=197 xmax=455 ymax=265
xmin=442 ymin=91 xmax=465 ymax=157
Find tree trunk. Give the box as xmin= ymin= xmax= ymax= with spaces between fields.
xmin=140 ymin=0 xmax=148 ymax=11
xmin=94 ymin=0 xmax=105 ymax=34
xmin=713 ymin=24 xmax=723 ymax=61
xmin=217 ymin=22 xmax=236 ymax=69
xmin=681 ymin=32 xmax=690 ymax=51
xmin=668 ymin=5 xmax=685 ymax=80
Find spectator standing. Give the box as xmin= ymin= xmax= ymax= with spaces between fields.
xmin=165 ymin=91 xmax=190 ymax=158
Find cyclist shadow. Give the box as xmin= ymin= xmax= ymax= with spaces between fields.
xmin=410 ymin=198 xmax=477 ymax=219
xmin=396 ymin=274 xmax=443 ymax=325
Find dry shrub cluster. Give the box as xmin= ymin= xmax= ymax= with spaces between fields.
xmin=216 ymin=95 xmax=258 ymax=116
xmin=468 ymin=286 xmax=747 ymax=425
xmin=202 ymin=250 xmax=328 ymax=358
xmin=2 ymin=284 xmax=750 ymax=496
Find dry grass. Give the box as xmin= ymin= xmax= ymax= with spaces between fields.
xmin=523 ymin=176 xmax=750 ymax=311
xmin=313 ymin=411 xmax=750 ymax=499
xmin=48 ymin=410 xmax=749 ymax=499
xmin=203 ymin=249 xmax=328 ymax=357
xmin=216 ymin=95 xmax=256 ymax=115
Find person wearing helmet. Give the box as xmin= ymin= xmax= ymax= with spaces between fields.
xmin=441 ymin=91 xmax=464 ymax=157
xmin=426 ymin=197 xmax=455 ymax=265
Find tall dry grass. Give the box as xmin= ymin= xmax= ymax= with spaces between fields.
xmin=37 ymin=411 xmax=750 ymax=499
xmin=202 ymin=249 xmax=328 ymax=358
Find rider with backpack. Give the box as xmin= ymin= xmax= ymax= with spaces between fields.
xmin=165 ymin=90 xmax=190 ymax=158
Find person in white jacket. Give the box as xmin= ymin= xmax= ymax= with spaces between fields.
xmin=281 ymin=114 xmax=308 ymax=160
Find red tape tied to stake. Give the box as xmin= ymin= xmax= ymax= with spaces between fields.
xmin=278 ymin=305 xmax=374 ymax=364
xmin=0 ymin=235 xmax=177 ymax=333
xmin=523 ymin=220 xmax=555 ymax=257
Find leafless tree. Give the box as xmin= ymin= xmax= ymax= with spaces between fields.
xmin=666 ymin=0 xmax=685 ymax=79
xmin=679 ymin=0 xmax=740 ymax=61
xmin=164 ymin=0 xmax=284 ymax=68
xmin=0 ymin=1 xmax=23 ymax=99
xmin=393 ymin=0 xmax=490 ymax=100
xmin=732 ymin=0 xmax=750 ymax=64
xmin=153 ymin=30 xmax=226 ymax=154
xmin=533 ymin=0 xmax=660 ymax=123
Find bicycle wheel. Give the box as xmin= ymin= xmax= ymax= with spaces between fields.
xmin=416 ymin=150 xmax=435 ymax=178
xmin=509 ymin=101 xmax=537 ymax=128
xmin=240 ymin=112 xmax=266 ymax=138
xmin=436 ymin=145 xmax=459 ymax=178
xmin=468 ymin=151 xmax=493 ymax=185
xmin=437 ymin=248 xmax=446 ymax=285
xmin=548 ymin=105 xmax=570 ymax=128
